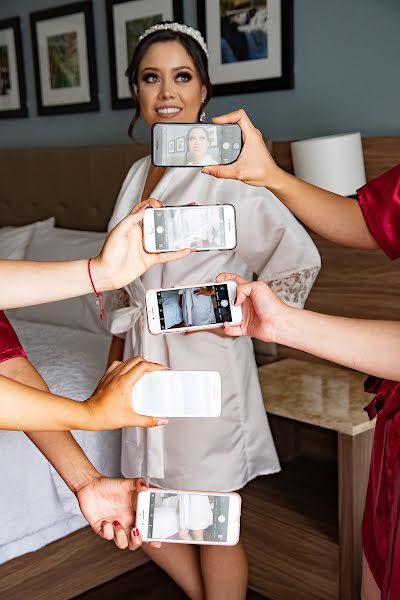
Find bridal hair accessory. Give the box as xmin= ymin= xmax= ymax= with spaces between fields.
xmin=138 ymin=23 xmax=209 ymax=59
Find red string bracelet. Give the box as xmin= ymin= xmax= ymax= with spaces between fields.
xmin=88 ymin=258 xmax=104 ymax=320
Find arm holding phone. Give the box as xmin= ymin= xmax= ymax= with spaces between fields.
xmin=202 ymin=110 xmax=378 ymax=251
xmin=1 ymin=355 xmax=160 ymax=551
xmin=216 ymin=273 xmax=400 ymax=382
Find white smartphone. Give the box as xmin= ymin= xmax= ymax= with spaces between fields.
xmin=131 ymin=370 xmax=222 ymax=417
xmin=145 ymin=280 xmax=242 ymax=335
xmin=136 ymin=488 xmax=241 ymax=545
xmin=152 ymin=122 xmax=243 ymax=167
xmin=143 ymin=204 xmax=237 ymax=253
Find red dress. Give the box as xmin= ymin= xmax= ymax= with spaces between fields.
xmin=357 ymin=163 xmax=400 ymax=597
xmin=0 ymin=310 xmax=26 ymax=363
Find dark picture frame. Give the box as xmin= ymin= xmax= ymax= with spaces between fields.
xmin=197 ymin=0 xmax=293 ymax=96
xmin=0 ymin=17 xmax=28 ymax=119
xmin=106 ymin=0 xmax=184 ymax=110
xmin=30 ymin=1 xmax=99 ymax=116
xmin=176 ymin=136 xmax=185 ymax=152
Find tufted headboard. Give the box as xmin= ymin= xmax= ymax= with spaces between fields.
xmin=0 ymin=143 xmax=150 ymax=231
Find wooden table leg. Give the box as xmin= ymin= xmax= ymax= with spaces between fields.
xmin=338 ymin=429 xmax=374 ymax=600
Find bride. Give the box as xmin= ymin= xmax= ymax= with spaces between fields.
xmin=106 ymin=21 xmax=321 ymax=600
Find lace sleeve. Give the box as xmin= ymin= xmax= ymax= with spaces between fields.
xmin=266 ymin=266 xmax=320 ymax=308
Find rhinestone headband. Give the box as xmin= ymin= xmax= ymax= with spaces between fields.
xmin=138 ymin=23 xmax=209 ymax=59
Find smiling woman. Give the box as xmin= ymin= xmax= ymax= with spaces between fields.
xmin=105 ymin=21 xmax=321 ymax=600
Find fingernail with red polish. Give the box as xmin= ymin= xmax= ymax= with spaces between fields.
xmin=156 ymin=418 xmax=169 ymax=426
xmin=132 ymin=528 xmax=140 ymax=537
xmin=113 ymin=520 xmax=121 ymax=527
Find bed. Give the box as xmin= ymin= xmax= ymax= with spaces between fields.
xmin=0 ymin=138 xmax=399 ymax=599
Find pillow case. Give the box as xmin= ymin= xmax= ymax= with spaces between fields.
xmin=12 ymin=227 xmax=109 ymax=335
xmin=0 ymin=217 xmax=55 ymax=260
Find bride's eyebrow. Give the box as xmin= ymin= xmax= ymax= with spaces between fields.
xmin=140 ymin=66 xmax=194 ymax=72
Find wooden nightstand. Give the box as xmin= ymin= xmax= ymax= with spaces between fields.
xmin=241 ymin=359 xmax=375 ymax=600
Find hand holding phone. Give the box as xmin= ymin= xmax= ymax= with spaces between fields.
xmin=145 ymin=280 xmax=242 ymax=334
xmin=132 ymin=370 xmax=222 ymax=417
xmin=143 ymin=204 xmax=236 ymax=253
xmin=136 ymin=489 xmax=241 ymax=545
xmin=152 ymin=123 xmax=242 ymax=167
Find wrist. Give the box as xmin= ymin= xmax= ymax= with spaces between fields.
xmin=89 ymin=256 xmax=114 ymax=292
xmin=266 ymin=166 xmax=292 ymax=196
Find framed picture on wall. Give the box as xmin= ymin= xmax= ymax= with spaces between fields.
xmin=168 ymin=139 xmax=175 ymax=153
xmin=176 ymin=136 xmax=185 ymax=152
xmin=106 ymin=0 xmax=184 ymax=110
xmin=197 ymin=0 xmax=293 ymax=96
xmin=0 ymin=17 xmax=28 ymax=119
xmin=30 ymin=1 xmax=99 ymax=115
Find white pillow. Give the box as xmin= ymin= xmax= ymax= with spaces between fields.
xmin=12 ymin=227 xmax=109 ymax=335
xmin=0 ymin=217 xmax=55 ymax=260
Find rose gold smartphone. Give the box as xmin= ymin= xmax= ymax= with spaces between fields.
xmin=136 ymin=488 xmax=241 ymax=545
xmin=145 ymin=280 xmax=242 ymax=335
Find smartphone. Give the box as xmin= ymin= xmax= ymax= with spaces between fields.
xmin=143 ymin=204 xmax=237 ymax=253
xmin=132 ymin=370 xmax=222 ymax=417
xmin=145 ymin=280 xmax=242 ymax=335
xmin=136 ymin=488 xmax=241 ymax=545
xmin=152 ymin=122 xmax=243 ymax=167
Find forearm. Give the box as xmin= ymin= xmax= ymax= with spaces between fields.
xmin=0 ymin=259 xmax=111 ymax=309
xmin=269 ymin=170 xmax=378 ymax=250
xmin=0 ymin=358 xmax=100 ymax=491
xmin=0 ymin=371 xmax=93 ymax=431
xmin=276 ymin=308 xmax=400 ymax=380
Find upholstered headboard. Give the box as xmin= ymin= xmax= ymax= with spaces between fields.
xmin=1 ymin=137 xmax=399 ymax=364
xmin=0 ymin=143 xmax=149 ymax=231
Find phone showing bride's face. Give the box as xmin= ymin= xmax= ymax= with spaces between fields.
xmin=143 ymin=204 xmax=236 ymax=253
xmin=136 ymin=489 xmax=241 ymax=545
xmin=151 ymin=123 xmax=242 ymax=167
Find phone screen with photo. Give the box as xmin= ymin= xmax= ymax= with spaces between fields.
xmin=147 ymin=492 xmax=231 ymax=542
xmin=153 ymin=206 xmax=227 ymax=251
xmin=157 ymin=284 xmax=232 ymax=331
xmin=152 ymin=123 xmax=242 ymax=167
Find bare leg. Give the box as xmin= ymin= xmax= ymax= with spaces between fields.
xmin=142 ymin=543 xmax=205 ymax=600
xmin=192 ymin=530 xmax=205 ymax=542
xmin=179 ymin=528 xmax=194 ymax=540
xmin=361 ymin=553 xmax=381 ymax=600
xmin=199 ymin=541 xmax=248 ymax=600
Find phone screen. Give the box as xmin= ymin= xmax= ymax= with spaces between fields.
xmin=157 ymin=284 xmax=232 ymax=330
xmin=140 ymin=371 xmax=221 ymax=417
xmin=153 ymin=206 xmax=227 ymax=251
xmin=153 ymin=123 xmax=242 ymax=167
xmin=147 ymin=491 xmax=231 ymax=542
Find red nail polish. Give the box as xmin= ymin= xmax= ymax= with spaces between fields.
xmin=113 ymin=520 xmax=121 ymax=527
xmin=132 ymin=528 xmax=140 ymax=537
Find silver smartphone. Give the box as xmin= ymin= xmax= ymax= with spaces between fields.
xmin=136 ymin=489 xmax=242 ymax=545
xmin=131 ymin=370 xmax=222 ymax=417
xmin=143 ymin=204 xmax=237 ymax=252
xmin=152 ymin=123 xmax=243 ymax=167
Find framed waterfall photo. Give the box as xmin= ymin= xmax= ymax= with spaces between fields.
xmin=106 ymin=0 xmax=184 ymax=110
xmin=0 ymin=17 xmax=28 ymax=119
xmin=30 ymin=1 xmax=99 ymax=115
xmin=197 ymin=0 xmax=293 ymax=96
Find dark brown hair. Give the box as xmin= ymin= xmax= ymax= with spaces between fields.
xmin=125 ymin=26 xmax=212 ymax=138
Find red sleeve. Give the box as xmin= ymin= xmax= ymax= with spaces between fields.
xmin=357 ymin=163 xmax=400 ymax=259
xmin=0 ymin=310 xmax=27 ymax=363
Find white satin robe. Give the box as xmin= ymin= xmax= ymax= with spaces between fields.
xmin=107 ymin=156 xmax=321 ymax=491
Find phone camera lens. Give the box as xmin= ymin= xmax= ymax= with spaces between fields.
xmin=222 ymin=142 xmax=230 ymax=150
xmin=233 ymin=142 xmax=240 ymax=150
xmin=220 ymin=299 xmax=228 ymax=308
xmin=156 ymin=226 xmax=164 ymax=234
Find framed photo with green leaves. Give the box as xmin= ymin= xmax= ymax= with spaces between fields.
xmin=30 ymin=1 xmax=99 ymax=115
xmin=106 ymin=0 xmax=183 ymax=110
xmin=0 ymin=17 xmax=28 ymax=119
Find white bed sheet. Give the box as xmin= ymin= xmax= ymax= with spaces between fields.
xmin=0 ymin=318 xmax=121 ymax=564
